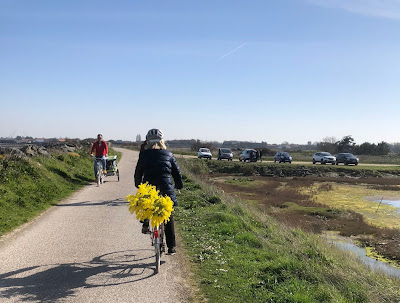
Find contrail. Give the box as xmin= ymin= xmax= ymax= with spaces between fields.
xmin=217 ymin=42 xmax=247 ymax=61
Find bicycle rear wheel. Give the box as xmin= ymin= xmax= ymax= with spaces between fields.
xmin=160 ymin=224 xmax=165 ymax=254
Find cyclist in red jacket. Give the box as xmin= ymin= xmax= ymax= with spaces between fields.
xmin=90 ymin=134 xmax=108 ymax=178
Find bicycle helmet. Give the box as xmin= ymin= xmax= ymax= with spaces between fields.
xmin=146 ymin=128 xmax=164 ymax=144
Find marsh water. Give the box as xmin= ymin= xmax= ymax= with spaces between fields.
xmin=332 ymin=241 xmax=400 ymax=278
xmin=374 ymin=199 xmax=400 ymax=212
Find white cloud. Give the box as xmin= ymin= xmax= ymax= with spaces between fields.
xmin=307 ymin=0 xmax=400 ymax=20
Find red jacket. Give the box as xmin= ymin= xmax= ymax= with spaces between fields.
xmin=91 ymin=141 xmax=108 ymax=156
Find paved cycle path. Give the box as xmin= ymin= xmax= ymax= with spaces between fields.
xmin=0 ymin=148 xmax=191 ymax=303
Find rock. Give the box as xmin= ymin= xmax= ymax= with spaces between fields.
xmin=326 ymin=172 xmax=339 ymax=178
xmin=21 ymin=145 xmax=37 ymax=157
xmin=60 ymin=144 xmax=76 ymax=153
xmin=3 ymin=147 xmax=27 ymax=159
xmin=37 ymin=146 xmax=50 ymax=157
xmin=65 ymin=144 xmax=76 ymax=151
xmin=264 ymin=174 xmax=275 ymax=177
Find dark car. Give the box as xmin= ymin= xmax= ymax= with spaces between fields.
xmin=274 ymin=152 xmax=292 ymax=163
xmin=336 ymin=153 xmax=359 ymax=165
xmin=217 ymin=148 xmax=233 ymax=161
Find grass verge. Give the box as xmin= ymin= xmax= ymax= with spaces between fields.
xmin=0 ymin=148 xmax=120 ymax=237
xmin=175 ymin=162 xmax=400 ymax=302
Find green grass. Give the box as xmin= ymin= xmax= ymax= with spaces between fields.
xmin=224 ymin=177 xmax=262 ymax=187
xmin=175 ymin=168 xmax=400 ymax=302
xmin=0 ymin=147 xmax=120 ymax=236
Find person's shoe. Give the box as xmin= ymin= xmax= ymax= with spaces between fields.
xmin=141 ymin=225 xmax=150 ymax=234
xmin=168 ymin=247 xmax=176 ymax=255
xmin=103 ymin=169 xmax=107 ymax=174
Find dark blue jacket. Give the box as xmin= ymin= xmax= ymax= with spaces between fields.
xmin=134 ymin=149 xmax=183 ymax=205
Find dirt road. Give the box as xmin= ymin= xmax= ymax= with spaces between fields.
xmin=0 ymin=148 xmax=191 ymax=303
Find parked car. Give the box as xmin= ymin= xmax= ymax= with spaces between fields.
xmin=198 ymin=148 xmax=212 ymax=159
xmin=336 ymin=153 xmax=359 ymax=165
xmin=239 ymin=149 xmax=257 ymax=162
xmin=217 ymin=148 xmax=233 ymax=161
xmin=312 ymin=152 xmax=336 ymax=165
xmin=274 ymin=152 xmax=292 ymax=163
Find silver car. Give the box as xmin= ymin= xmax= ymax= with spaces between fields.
xmin=239 ymin=149 xmax=257 ymax=162
xmin=198 ymin=148 xmax=212 ymax=159
xmin=312 ymin=152 xmax=336 ymax=165
xmin=217 ymin=148 xmax=233 ymax=161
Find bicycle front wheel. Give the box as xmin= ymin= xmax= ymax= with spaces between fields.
xmin=96 ymin=161 xmax=101 ymax=186
xmin=155 ymin=240 xmax=161 ymax=273
xmin=96 ymin=171 xmax=100 ymax=186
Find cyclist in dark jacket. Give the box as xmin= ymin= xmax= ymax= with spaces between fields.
xmin=134 ymin=129 xmax=183 ymax=254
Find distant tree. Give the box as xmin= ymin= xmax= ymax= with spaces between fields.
xmin=317 ymin=136 xmax=339 ymax=154
xmin=376 ymin=141 xmax=390 ymax=155
xmin=260 ymin=148 xmax=275 ymax=156
xmin=353 ymin=141 xmax=389 ymax=156
xmin=390 ymin=143 xmax=400 ymax=154
xmin=323 ymin=136 xmax=337 ymax=144
xmin=136 ymin=134 xmax=142 ymax=142
xmin=191 ymin=139 xmax=214 ymax=151
xmin=337 ymin=135 xmax=355 ymax=153
xmin=317 ymin=141 xmax=337 ymax=154
xmin=354 ymin=142 xmax=375 ymax=155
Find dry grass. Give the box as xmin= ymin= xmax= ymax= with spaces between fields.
xmin=367 ymin=185 xmax=400 ymax=191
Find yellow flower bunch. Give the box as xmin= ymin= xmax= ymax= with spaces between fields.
xmin=126 ymin=182 xmax=174 ymax=228
xmin=68 ymin=152 xmax=80 ymax=157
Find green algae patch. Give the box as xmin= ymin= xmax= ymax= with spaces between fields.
xmin=312 ymin=184 xmax=400 ymax=229
xmin=365 ymin=247 xmax=400 ymax=269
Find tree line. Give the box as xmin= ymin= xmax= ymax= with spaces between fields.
xmin=317 ymin=136 xmax=391 ymax=155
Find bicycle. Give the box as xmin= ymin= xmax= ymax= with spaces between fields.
xmin=93 ymin=156 xmax=105 ymax=186
xmin=150 ymin=223 xmax=165 ymax=273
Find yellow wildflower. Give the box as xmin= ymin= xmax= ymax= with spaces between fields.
xmin=126 ymin=182 xmax=174 ymax=227
xmin=68 ymin=152 xmax=80 ymax=157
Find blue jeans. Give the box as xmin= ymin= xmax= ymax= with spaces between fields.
xmin=94 ymin=156 xmax=106 ymax=176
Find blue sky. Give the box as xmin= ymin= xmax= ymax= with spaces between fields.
xmin=1 ymin=0 xmax=399 ymax=144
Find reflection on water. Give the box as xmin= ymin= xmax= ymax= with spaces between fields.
xmin=378 ymin=200 xmax=400 ymax=209
xmin=333 ymin=241 xmax=400 ymax=278
xmin=372 ymin=198 xmax=400 ymax=213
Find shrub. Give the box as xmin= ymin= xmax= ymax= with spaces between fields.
xmin=242 ymin=165 xmax=254 ymax=176
xmin=234 ymin=232 xmax=263 ymax=248
xmin=207 ymin=196 xmax=221 ymax=204
xmin=318 ymin=183 xmax=333 ymax=192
